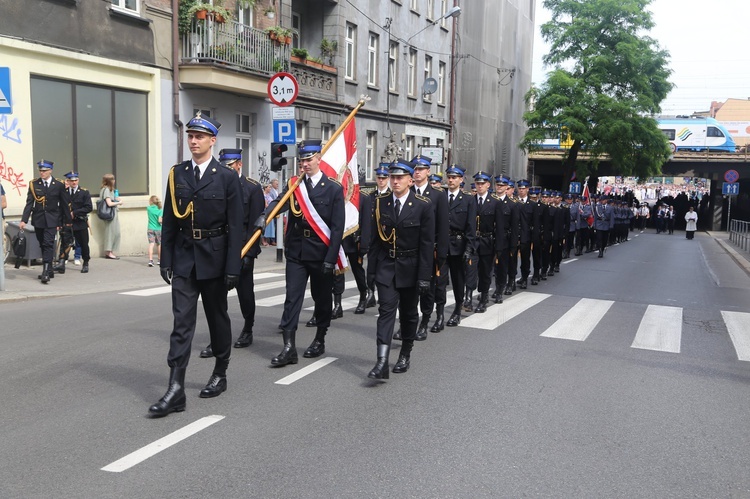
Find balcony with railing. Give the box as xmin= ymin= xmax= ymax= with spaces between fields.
xmin=179 ymin=18 xmax=291 ymax=96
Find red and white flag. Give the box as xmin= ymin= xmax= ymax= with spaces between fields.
xmin=319 ymin=119 xmax=360 ymax=238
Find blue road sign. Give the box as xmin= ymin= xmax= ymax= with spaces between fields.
xmin=722 ymin=182 xmax=740 ymax=196
xmin=569 ymin=182 xmax=581 ymax=194
xmin=0 ymin=67 xmax=12 ymax=114
xmin=273 ymin=119 xmax=296 ymax=145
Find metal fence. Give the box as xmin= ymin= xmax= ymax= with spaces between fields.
xmin=180 ymin=18 xmax=291 ymax=74
xmin=729 ymin=219 xmax=750 ymax=252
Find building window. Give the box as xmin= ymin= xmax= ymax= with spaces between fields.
xmin=438 ymin=61 xmax=446 ymax=104
xmin=366 ymin=131 xmax=377 ymax=181
xmin=367 ymin=33 xmax=379 ymax=86
xmin=292 ymin=13 xmax=301 ymax=48
xmin=440 ymin=0 xmax=448 ymax=27
xmin=427 ymin=0 xmax=435 ymax=20
xmin=405 ymin=135 xmax=416 ymax=159
xmin=408 ymin=49 xmax=417 ymax=97
xmin=436 ymin=138 xmax=444 ymax=170
xmin=236 ymin=113 xmax=252 ymax=177
xmin=111 ymin=0 xmax=139 ymax=14
xmin=345 ymin=23 xmax=356 ymax=80
xmin=423 ymin=55 xmax=433 ymax=102
xmin=30 ymin=77 xmax=148 ymax=195
xmin=238 ymin=3 xmax=254 ymax=27
xmin=321 ymin=124 xmax=333 ymax=143
xmin=389 ymin=42 xmax=399 ymax=92
xmin=410 ymin=0 xmax=418 ymax=12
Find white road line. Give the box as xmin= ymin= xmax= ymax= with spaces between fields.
xmin=562 ymin=258 xmax=578 ymax=264
xmin=631 ymin=305 xmax=682 ymax=353
xmin=460 ymin=292 xmax=551 ymax=330
xmin=722 ymin=311 xmax=750 ymax=361
xmin=120 ymin=273 xmax=283 ymax=297
xmin=275 ymin=357 xmax=338 ymax=385
xmin=101 ymin=415 xmax=225 ymax=472
xmin=376 ymin=297 xmax=455 ymax=318
xmin=540 ymin=298 xmax=614 ymax=341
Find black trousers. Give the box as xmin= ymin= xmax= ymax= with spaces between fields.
xmin=376 ymin=279 xmax=419 ymax=346
xmin=236 ymin=258 xmax=256 ymax=331
xmin=596 ymin=230 xmax=609 ymax=252
xmin=552 ymin=238 xmax=563 ymax=267
xmin=519 ymin=241 xmax=531 ymax=279
xmin=465 ymin=254 xmax=478 ymax=292
xmin=34 ymin=226 xmax=56 ymax=263
xmin=279 ymin=257 xmax=334 ymax=331
xmin=168 ymin=272 xmax=230 ymax=369
xmin=494 ymin=242 xmax=514 ymax=289
xmin=446 ymin=254 xmax=466 ymax=308
xmin=333 ymin=251 xmax=367 ymax=295
xmin=541 ymin=240 xmax=552 ymax=272
xmin=418 ymin=255 xmax=439 ymax=318
xmin=74 ymin=228 xmax=90 ymax=262
xmin=477 ymin=252 xmax=494 ymax=293
xmin=531 ymin=241 xmax=542 ymax=277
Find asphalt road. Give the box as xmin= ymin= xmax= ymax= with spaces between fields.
xmin=2 ymin=231 xmax=750 ymax=498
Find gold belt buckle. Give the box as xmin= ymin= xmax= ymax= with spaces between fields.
xmin=304 ymin=229 xmax=311 ymax=237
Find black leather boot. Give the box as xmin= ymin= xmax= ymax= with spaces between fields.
xmin=53 ymin=260 xmax=66 ymax=274
xmin=519 ymin=278 xmax=528 ymax=289
xmin=81 ymin=260 xmax=89 ymax=273
xmin=354 ymin=291 xmax=367 ymax=314
xmin=331 ymin=294 xmax=343 ymax=319
xmin=415 ymin=315 xmax=430 ymax=341
xmin=200 ymin=358 xmax=228 ymax=398
xmin=531 ymin=275 xmax=539 ymax=285
xmin=234 ymin=330 xmax=253 ymax=348
xmin=540 ymin=270 xmax=547 ymax=281
xmin=430 ymin=305 xmax=445 ymax=332
xmin=463 ymin=289 xmax=474 ymax=312
xmin=199 ymin=344 xmax=213 ymax=358
xmin=148 ymin=367 xmax=186 ymax=417
xmin=272 ymin=330 xmax=298 ymax=366
xmin=304 ymin=328 xmax=326 ymax=358
xmin=368 ymin=344 xmax=390 ymax=380
xmin=365 ymin=287 xmax=376 ymax=308
xmin=40 ymin=263 xmax=50 ymax=284
xmin=446 ymin=306 xmax=461 ymax=327
xmin=474 ymin=292 xmax=489 ymax=313
xmin=393 ymin=327 xmax=402 ymax=340
xmin=305 ymin=314 xmax=318 ymax=327
xmin=504 ymin=283 xmax=513 ymax=296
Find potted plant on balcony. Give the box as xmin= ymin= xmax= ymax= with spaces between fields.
xmin=320 ymin=38 xmax=338 ymax=66
xmin=291 ymin=48 xmax=309 ymax=63
xmin=188 ymin=2 xmax=233 ymax=23
xmin=263 ymin=5 xmax=276 ymax=19
xmin=266 ymin=26 xmax=292 ymax=45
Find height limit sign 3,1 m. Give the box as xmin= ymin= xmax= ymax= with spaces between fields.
xmin=267 ymin=72 xmax=299 ymax=107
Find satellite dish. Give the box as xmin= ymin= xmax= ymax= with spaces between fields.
xmin=422 ymin=77 xmax=438 ymax=95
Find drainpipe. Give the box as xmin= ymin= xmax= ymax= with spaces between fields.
xmin=172 ymin=0 xmax=183 ymax=162
xmin=447 ymin=0 xmax=458 ymax=165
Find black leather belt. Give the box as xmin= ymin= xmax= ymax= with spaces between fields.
xmin=450 ymin=230 xmax=464 ymax=239
xmin=477 ymin=231 xmax=495 ymax=238
xmin=185 ymin=226 xmax=227 ymax=239
xmin=388 ymin=249 xmax=417 ymax=258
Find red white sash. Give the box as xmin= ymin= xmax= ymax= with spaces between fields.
xmin=291 ymin=176 xmax=348 ymax=271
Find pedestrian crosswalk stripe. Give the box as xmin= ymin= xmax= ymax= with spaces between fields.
xmin=540 ymin=298 xmax=614 ymax=341
xmin=721 ymin=311 xmax=750 ymax=361
xmin=460 ymin=292 xmax=551 ymax=330
xmin=120 ymin=273 xmax=283 ymax=297
xmin=631 ymin=304 xmax=682 ymax=353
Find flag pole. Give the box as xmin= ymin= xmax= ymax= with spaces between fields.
xmin=241 ymin=97 xmax=369 ymax=258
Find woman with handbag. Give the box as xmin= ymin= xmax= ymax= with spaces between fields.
xmin=100 ymin=173 xmax=123 ymax=259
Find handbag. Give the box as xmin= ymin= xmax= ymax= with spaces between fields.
xmin=12 ymin=229 xmax=26 ymax=257
xmin=96 ymin=199 xmax=115 ymax=221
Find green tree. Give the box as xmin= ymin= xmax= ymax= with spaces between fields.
xmin=520 ymin=0 xmax=674 ymax=190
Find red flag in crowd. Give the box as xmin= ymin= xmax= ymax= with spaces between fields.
xmin=319 ymin=119 xmax=360 ymax=238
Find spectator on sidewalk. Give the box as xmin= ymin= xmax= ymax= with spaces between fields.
xmin=100 ymin=173 xmax=123 ymax=259
xmin=262 ymin=183 xmax=276 ymax=245
xmin=147 ymin=195 xmax=163 ymax=266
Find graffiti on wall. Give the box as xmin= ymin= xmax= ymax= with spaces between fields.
xmin=0 ymin=149 xmax=28 ymax=195
xmin=0 ymin=115 xmax=22 ymax=144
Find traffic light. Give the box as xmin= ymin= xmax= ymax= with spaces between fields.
xmin=270 ymin=142 xmax=288 ymax=172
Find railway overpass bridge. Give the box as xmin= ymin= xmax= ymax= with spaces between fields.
xmin=527 ymin=150 xmax=750 ymax=231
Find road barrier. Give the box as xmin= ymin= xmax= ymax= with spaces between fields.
xmin=729 ymin=219 xmax=750 ymax=253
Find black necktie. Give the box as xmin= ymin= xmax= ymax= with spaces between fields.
xmin=306 ymin=177 xmax=314 ymax=191
xmin=449 ymin=193 xmax=454 ymax=205
xmin=478 ymin=197 xmax=483 ymax=208
xmin=194 ymin=165 xmax=201 ymax=183
xmin=394 ymin=198 xmax=401 ymax=219
xmin=69 ymin=188 xmax=74 ymax=196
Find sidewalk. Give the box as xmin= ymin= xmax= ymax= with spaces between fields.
xmin=707 ymin=231 xmax=750 ymax=276
xmin=0 ymin=246 xmax=287 ymax=303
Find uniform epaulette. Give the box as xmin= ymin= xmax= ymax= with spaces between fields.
xmin=462 ymin=190 xmax=472 ymax=196
xmin=490 ymin=193 xmax=501 ymax=201
xmin=432 ymin=185 xmax=444 ymax=191
xmin=246 ymin=177 xmax=260 ymax=185
xmin=80 ymin=187 xmax=89 ymax=191
xmin=326 ymin=177 xmax=342 ymax=186
xmin=415 ymin=194 xmax=431 ymax=203
xmin=376 ymin=191 xmax=390 ymax=198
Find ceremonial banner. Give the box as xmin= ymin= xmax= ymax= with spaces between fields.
xmin=319 ymin=119 xmax=360 ymax=238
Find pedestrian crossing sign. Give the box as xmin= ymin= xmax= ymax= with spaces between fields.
xmin=0 ymin=68 xmax=12 ymax=114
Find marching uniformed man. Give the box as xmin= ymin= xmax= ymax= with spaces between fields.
xmin=20 ymin=160 xmax=72 ymax=284
xmin=54 ymin=171 xmax=93 ymax=274
xmin=366 ymin=159 xmax=435 ymax=379
xmin=540 ymin=189 xmax=555 ymax=280
xmin=578 ymin=194 xmax=594 ymax=254
xmin=198 ymin=148 xmax=265 ymax=359
xmin=514 ymin=180 xmax=533 ymax=289
xmin=472 ymin=171 xmax=504 ymax=312
xmin=360 ymin=164 xmax=391 ymax=310
xmin=149 ymin=114 xmax=244 ymax=417
xmin=565 ymin=193 xmax=579 ymax=258
xmin=434 ymin=165 xmax=476 ymax=328
xmin=594 ymin=194 xmax=615 ymax=257
xmin=551 ymin=191 xmax=567 ymax=274
xmin=429 ymin=173 xmax=443 ymax=190
xmin=404 ymin=154 xmax=448 ymax=341
xmin=492 ymin=175 xmax=519 ymax=300
xmin=256 ymin=140 xmax=345 ymax=367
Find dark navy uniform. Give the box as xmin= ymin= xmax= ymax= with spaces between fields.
xmin=472 ymin=171 xmax=504 ymax=312
xmin=262 ymin=140 xmax=345 ymax=366
xmin=515 ymin=180 xmax=533 ymax=288
xmin=493 ymin=176 xmax=520 ymax=298
xmin=56 ymin=171 xmax=93 ymax=274
xmin=594 ymin=196 xmax=615 ymax=257
xmin=20 ymin=160 xmax=71 ymax=283
xmin=529 ymin=188 xmax=546 ymax=285
xmin=359 ymin=166 xmax=391 ymax=309
xmin=435 ymin=165 xmax=477 ymax=327
xmin=366 ymin=160 xmax=435 ymax=379
xmin=149 ymin=114 xmax=244 ymax=417
xmin=540 ymin=190 xmax=555 ymax=279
